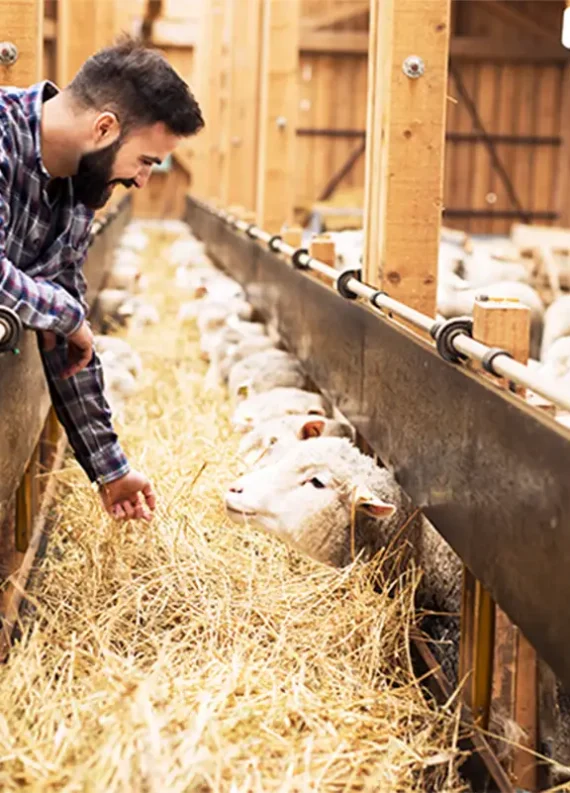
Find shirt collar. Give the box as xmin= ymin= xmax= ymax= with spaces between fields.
xmin=28 ymin=79 xmax=60 ymax=181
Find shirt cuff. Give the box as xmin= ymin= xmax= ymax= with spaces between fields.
xmin=88 ymin=442 xmax=131 ymax=486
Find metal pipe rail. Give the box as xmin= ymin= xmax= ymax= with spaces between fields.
xmin=210 ymin=205 xmax=570 ymax=415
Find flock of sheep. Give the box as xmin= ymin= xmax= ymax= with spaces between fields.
xmin=88 ymin=217 xmax=570 ymax=781
xmin=331 ymin=226 xmax=570 ymax=395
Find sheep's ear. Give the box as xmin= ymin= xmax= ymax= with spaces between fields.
xmin=354 ymin=485 xmax=396 ymax=518
xmin=298 ymin=419 xmax=326 ymax=440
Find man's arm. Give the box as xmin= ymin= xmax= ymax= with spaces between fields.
xmin=40 ymin=244 xmax=155 ymax=520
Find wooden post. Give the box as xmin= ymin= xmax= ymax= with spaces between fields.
xmin=0 ymin=0 xmax=43 ymax=87
xmin=255 ymin=0 xmax=300 ymax=233
xmin=219 ymin=0 xmax=235 ymax=206
xmin=56 ymin=0 xmax=117 ymax=89
xmin=363 ymin=0 xmax=451 ymax=317
xmin=207 ymin=0 xmax=226 ymax=201
xmin=15 ymin=445 xmax=40 ymax=554
xmin=226 ymin=0 xmax=262 ymax=211
xmin=472 ymin=297 xmax=539 ymax=792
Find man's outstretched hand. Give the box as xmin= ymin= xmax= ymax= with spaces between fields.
xmin=99 ymin=470 xmax=156 ymax=522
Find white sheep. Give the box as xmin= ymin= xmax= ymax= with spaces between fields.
xmin=207 ymin=335 xmax=278 ymax=389
xmin=117 ymin=297 xmax=160 ymax=328
xmin=93 ymin=335 xmax=143 ymax=378
xmin=228 ymin=349 xmax=308 ymax=402
xmin=225 ymin=436 xmax=421 ymax=568
xmin=540 ymin=294 xmax=570 ymax=358
xmin=231 ymin=387 xmax=333 ymax=433
xmin=238 ymin=414 xmax=355 ymax=468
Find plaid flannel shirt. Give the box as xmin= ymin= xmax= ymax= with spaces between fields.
xmin=0 ymin=80 xmax=130 ymax=485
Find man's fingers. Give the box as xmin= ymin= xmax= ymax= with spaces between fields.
xmin=122 ymin=500 xmax=135 ymax=519
xmin=112 ymin=504 xmax=126 ymax=519
xmin=142 ymin=483 xmax=156 ymax=511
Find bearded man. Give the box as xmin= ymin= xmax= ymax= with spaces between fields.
xmin=0 ymin=36 xmax=204 ymax=521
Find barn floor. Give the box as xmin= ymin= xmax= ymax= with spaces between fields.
xmin=0 ymin=226 xmax=468 ymax=792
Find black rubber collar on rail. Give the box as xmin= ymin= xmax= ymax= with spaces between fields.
xmin=246 ymin=224 xmax=257 ymax=238
xmin=292 ymin=248 xmax=310 ymax=269
xmin=481 ymin=347 xmax=514 ymax=375
xmin=268 ymin=234 xmax=282 ymax=252
xmin=336 ymin=268 xmax=362 ymax=300
xmin=434 ymin=317 xmax=474 ymax=364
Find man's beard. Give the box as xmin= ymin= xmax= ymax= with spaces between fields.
xmin=72 ymin=139 xmax=136 ymax=210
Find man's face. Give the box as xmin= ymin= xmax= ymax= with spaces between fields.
xmin=73 ymin=122 xmax=180 ymax=210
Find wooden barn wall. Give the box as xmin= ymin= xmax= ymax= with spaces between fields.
xmin=295 ymin=0 xmax=567 ymax=236
xmin=296 ymin=53 xmax=368 ymax=211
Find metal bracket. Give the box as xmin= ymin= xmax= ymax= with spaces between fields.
xmin=0 ymin=41 xmax=18 ymax=66
xmin=0 ymin=307 xmax=22 ymax=354
xmin=402 ymin=55 xmax=425 ymax=79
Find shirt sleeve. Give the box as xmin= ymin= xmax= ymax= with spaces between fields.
xmin=38 ymin=226 xmax=131 ymax=485
xmin=0 ymin=126 xmax=85 ymax=336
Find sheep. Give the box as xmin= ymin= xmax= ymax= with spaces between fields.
xmin=199 ymin=314 xmax=265 ymax=362
xmin=225 ymin=436 xmax=461 ymax=677
xmin=540 ymin=294 xmax=570 ymax=359
xmin=117 ymin=297 xmax=160 ymax=329
xmin=99 ymin=350 xmax=138 ymax=418
xmin=231 ymin=387 xmax=333 ymax=433
xmin=540 ymin=337 xmax=570 ymax=380
xmin=118 ymin=230 xmax=148 ymax=253
xmin=228 ymin=350 xmax=308 ymax=402
xmin=93 ymin=288 xmax=133 ymax=330
xmin=437 ymin=279 xmax=545 ymax=359
xmin=237 ymin=414 xmax=355 ymax=468
xmin=225 ymin=436 xmax=423 ymax=568
xmin=208 ymin=335 xmax=278 ymax=388
xmin=106 ymin=261 xmax=145 ymax=293
xmin=93 ymin=335 xmax=143 ymax=378
xmin=168 ymin=237 xmax=208 ymax=268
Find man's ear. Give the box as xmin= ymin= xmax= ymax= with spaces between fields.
xmin=93 ymin=111 xmax=121 ymax=146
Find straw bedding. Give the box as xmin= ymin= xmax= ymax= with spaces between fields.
xmin=0 ymin=228 xmax=469 ymax=792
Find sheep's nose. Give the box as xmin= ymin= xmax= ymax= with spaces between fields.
xmin=229 ymin=485 xmax=243 ymax=494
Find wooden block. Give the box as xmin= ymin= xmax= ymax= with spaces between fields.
xmin=281 ymin=225 xmax=303 ymax=248
xmin=472 ymin=298 xmax=531 ymax=395
xmin=0 ymin=0 xmax=43 ymax=87
xmin=309 ymin=234 xmax=335 ymax=266
xmin=362 ymin=0 xmax=450 ymax=318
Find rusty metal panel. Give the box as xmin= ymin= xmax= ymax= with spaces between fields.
xmin=186 ymin=196 xmax=570 ymax=691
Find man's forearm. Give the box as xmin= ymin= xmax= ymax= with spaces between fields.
xmin=1 ymin=254 xmax=85 ymax=335
xmin=38 ymin=335 xmax=130 ymax=485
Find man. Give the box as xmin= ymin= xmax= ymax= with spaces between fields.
xmin=0 ymin=37 xmax=204 ymax=521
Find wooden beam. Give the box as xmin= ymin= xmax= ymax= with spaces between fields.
xmin=451 ymin=35 xmax=570 ymax=63
xmin=480 ymin=0 xmax=560 ymax=43
xmin=0 ymin=0 xmax=43 ymax=87
xmin=300 ymin=30 xmax=368 ymax=54
xmin=302 ymin=1 xmax=368 ymax=31
xmin=151 ymin=17 xmax=200 ymax=47
xmin=362 ymin=0 xmax=450 ymax=318
xmin=255 ymin=0 xmax=300 ymax=233
xmin=226 ymin=0 xmax=262 ymax=210
xmin=300 ymin=31 xmax=570 ymax=62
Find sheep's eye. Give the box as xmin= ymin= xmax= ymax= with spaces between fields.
xmin=309 ymin=476 xmax=326 ymax=489
xmin=269 ymin=436 xmax=278 ymax=446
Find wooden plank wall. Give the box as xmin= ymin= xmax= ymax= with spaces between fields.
xmin=297 ymin=0 xmax=567 ymax=236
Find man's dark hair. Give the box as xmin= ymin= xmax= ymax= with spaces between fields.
xmin=67 ymin=36 xmax=204 ymax=137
